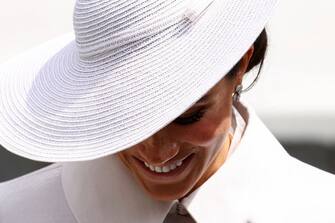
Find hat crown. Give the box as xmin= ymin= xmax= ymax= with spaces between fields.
xmin=73 ymin=0 xmax=183 ymax=61
xmin=1 ymin=0 xmax=278 ymax=162
xmin=73 ymin=0 xmax=215 ymax=61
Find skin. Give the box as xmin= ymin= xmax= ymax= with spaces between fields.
xmin=117 ymin=46 xmax=254 ymax=201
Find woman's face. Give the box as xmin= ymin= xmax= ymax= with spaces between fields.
xmin=116 ymin=76 xmax=235 ymax=200
xmin=117 ymin=48 xmax=253 ymax=201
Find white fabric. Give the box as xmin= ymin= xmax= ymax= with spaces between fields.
xmin=227 ymin=104 xmax=246 ymax=158
xmin=1 ymin=99 xmax=335 ymax=223
xmin=0 ymin=164 xmax=77 ymax=223
xmin=0 ymin=0 xmax=278 ymax=162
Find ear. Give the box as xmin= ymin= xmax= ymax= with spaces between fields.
xmin=235 ymin=45 xmax=254 ymax=85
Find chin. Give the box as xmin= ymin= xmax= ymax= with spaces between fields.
xmin=142 ymin=185 xmax=191 ymax=201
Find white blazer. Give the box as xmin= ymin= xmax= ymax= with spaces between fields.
xmin=1 ymin=99 xmax=335 ymax=223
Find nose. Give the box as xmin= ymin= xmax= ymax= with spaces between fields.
xmin=137 ymin=132 xmax=179 ymax=166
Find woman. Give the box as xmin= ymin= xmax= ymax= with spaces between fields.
xmin=1 ymin=0 xmax=335 ymax=222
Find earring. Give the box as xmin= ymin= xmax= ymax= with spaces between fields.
xmin=232 ymin=84 xmax=243 ymax=101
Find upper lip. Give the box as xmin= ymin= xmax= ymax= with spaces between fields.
xmin=134 ymin=153 xmax=194 ymax=167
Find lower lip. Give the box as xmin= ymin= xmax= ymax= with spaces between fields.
xmin=132 ymin=153 xmax=195 ymax=183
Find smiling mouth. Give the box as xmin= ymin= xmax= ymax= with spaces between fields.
xmin=142 ymin=154 xmax=193 ymax=173
xmin=132 ymin=153 xmax=195 ymax=180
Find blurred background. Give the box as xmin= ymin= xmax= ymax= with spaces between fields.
xmin=0 ymin=0 xmax=334 ymax=182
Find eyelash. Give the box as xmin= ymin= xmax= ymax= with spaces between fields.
xmin=172 ymin=109 xmax=207 ymax=125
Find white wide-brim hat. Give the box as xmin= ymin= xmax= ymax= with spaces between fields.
xmin=0 ymin=0 xmax=277 ymax=162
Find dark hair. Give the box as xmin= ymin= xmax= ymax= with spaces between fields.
xmin=227 ymin=28 xmax=268 ymax=88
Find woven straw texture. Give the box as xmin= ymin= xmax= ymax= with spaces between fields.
xmin=0 ymin=0 xmax=277 ymax=162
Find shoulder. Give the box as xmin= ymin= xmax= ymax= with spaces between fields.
xmin=243 ymin=144 xmax=335 ymax=222
xmin=278 ymin=156 xmax=335 ymax=222
xmin=0 ymin=163 xmax=77 ymax=223
xmin=252 ymin=148 xmax=335 ymax=222
xmin=236 ymin=100 xmax=335 ymax=222
xmin=286 ymin=155 xmax=335 ymax=203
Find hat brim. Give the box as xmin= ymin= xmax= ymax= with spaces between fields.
xmin=0 ymin=0 xmax=277 ymax=162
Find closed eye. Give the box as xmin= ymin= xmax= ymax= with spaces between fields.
xmin=172 ymin=109 xmax=207 ymax=126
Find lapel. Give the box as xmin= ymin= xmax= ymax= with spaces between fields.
xmin=181 ymin=99 xmax=293 ymax=222
xmin=61 ymin=99 xmax=296 ymax=223
xmin=61 ymin=154 xmax=173 ymax=223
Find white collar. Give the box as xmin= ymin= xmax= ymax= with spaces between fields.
xmin=227 ymin=104 xmax=246 ymax=158
xmin=61 ymin=152 xmax=172 ymax=223
xmin=60 ymin=99 xmax=290 ymax=223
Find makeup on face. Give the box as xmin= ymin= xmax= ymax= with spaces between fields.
xmin=117 ymin=77 xmax=236 ymax=200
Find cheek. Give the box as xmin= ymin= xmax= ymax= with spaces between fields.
xmin=192 ymin=126 xmax=219 ymax=147
xmin=191 ymin=131 xmax=229 ymax=175
xmin=195 ymin=145 xmax=215 ymax=163
xmin=182 ymin=113 xmax=232 ymax=148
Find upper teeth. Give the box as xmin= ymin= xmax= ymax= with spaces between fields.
xmin=144 ymin=158 xmax=185 ymax=173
